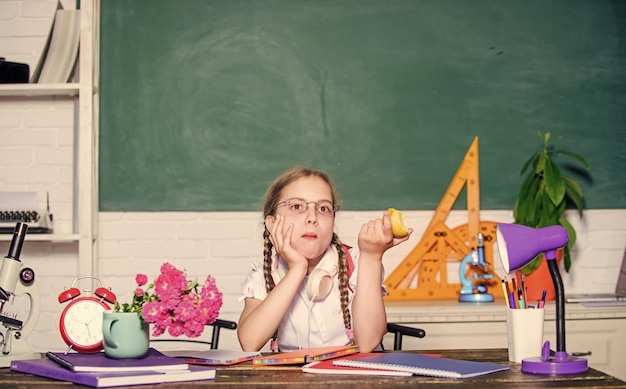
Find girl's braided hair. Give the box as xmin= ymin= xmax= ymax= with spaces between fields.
xmin=261 ymin=166 xmax=352 ymax=349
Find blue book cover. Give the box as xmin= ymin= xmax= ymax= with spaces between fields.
xmin=10 ymin=358 xmax=215 ymax=388
xmin=332 ymin=353 xmax=510 ymax=379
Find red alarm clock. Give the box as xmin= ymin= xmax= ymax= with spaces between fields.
xmin=57 ymin=276 xmax=116 ymax=354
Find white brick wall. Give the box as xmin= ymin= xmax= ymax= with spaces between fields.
xmin=95 ymin=210 xmax=626 ymax=352
xmin=5 ymin=206 xmax=625 ymax=354
xmin=1 ymin=0 xmax=626 ymax=355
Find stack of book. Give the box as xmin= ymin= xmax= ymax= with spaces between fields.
xmin=10 ymin=348 xmax=216 ymax=387
xmin=30 ymin=2 xmax=80 ymax=84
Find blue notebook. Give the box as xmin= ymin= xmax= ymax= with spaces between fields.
xmin=332 ymin=353 xmax=509 ymax=379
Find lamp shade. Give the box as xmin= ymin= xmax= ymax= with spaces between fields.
xmin=496 ymin=224 xmax=568 ymax=273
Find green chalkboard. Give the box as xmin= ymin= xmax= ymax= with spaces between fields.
xmin=99 ymin=0 xmax=626 ymax=211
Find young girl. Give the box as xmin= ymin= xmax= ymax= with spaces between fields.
xmin=237 ymin=166 xmax=412 ymax=353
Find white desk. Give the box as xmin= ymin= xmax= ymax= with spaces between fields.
xmin=384 ymin=300 xmax=626 ymax=381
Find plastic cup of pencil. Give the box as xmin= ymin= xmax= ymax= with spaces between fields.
xmin=505 ymin=307 xmax=545 ymax=363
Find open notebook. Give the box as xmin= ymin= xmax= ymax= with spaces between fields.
xmin=565 ymin=246 xmax=626 ymax=305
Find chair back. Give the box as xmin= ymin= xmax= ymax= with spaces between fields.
xmin=151 ymin=319 xmax=237 ymax=350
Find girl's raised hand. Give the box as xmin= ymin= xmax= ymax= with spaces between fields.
xmin=357 ymin=210 xmax=412 ymax=257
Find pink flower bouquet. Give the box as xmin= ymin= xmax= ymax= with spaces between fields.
xmin=113 ymin=262 xmax=223 ymax=338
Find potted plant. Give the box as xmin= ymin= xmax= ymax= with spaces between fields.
xmin=512 ymin=132 xmax=590 ymax=300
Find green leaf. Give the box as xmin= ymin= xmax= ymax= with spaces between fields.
xmin=544 ymin=158 xmax=565 ymax=206
xmin=564 ymin=177 xmax=584 ymax=215
xmin=557 ymin=150 xmax=590 ymax=170
xmin=563 ymin=245 xmax=572 ymax=273
xmin=514 ymin=195 xmax=531 ymax=225
xmin=520 ymin=254 xmax=543 ymax=275
xmin=516 ymin=178 xmax=536 ymax=208
xmin=555 ymin=199 xmax=566 ymax=218
xmin=520 ymin=151 xmax=541 ymax=175
xmin=559 ymin=216 xmax=577 ymax=272
xmin=534 ymin=152 xmax=547 ymax=175
xmin=519 ymin=175 xmax=538 ymax=200
xmin=538 ymin=194 xmax=556 ymax=227
xmin=514 ymin=175 xmax=537 ymax=223
xmin=518 ymin=174 xmax=542 ymax=217
xmin=559 ymin=216 xmax=577 ymax=248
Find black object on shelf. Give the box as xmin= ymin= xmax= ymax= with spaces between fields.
xmin=0 ymin=58 xmax=29 ymax=83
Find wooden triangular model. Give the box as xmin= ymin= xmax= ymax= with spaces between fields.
xmin=384 ymin=137 xmax=502 ymax=301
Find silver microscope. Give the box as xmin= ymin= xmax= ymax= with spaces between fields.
xmin=0 ymin=223 xmax=40 ymax=367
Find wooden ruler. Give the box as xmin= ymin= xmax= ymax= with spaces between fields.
xmin=384 ymin=137 xmax=503 ymax=301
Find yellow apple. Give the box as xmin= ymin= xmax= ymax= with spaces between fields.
xmin=387 ymin=208 xmax=408 ymax=238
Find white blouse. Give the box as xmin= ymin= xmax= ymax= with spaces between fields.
xmin=240 ymin=246 xmax=385 ymax=352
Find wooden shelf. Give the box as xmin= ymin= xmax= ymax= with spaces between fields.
xmin=0 ymin=233 xmax=79 ymax=242
xmin=0 ymin=83 xmax=81 ymax=244
xmin=0 ymin=83 xmax=79 ymax=97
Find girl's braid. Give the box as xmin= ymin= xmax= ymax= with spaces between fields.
xmin=262 ymin=229 xmax=275 ymax=295
xmin=261 ymin=229 xmax=279 ymax=350
xmin=332 ymin=233 xmax=353 ymax=338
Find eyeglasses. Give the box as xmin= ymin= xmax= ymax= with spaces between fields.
xmin=276 ymin=198 xmax=339 ymax=216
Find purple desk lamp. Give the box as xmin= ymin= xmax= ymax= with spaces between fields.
xmin=496 ymin=223 xmax=588 ymax=375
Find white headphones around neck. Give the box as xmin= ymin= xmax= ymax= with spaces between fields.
xmin=272 ymin=256 xmax=338 ymax=302
xmin=306 ymin=265 xmax=338 ymax=301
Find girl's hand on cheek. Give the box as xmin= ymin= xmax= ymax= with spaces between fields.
xmin=267 ymin=214 xmax=283 ymax=249
xmin=268 ymin=215 xmax=307 ymax=272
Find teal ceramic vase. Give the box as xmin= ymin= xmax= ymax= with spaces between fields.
xmin=102 ymin=311 xmax=149 ymax=359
